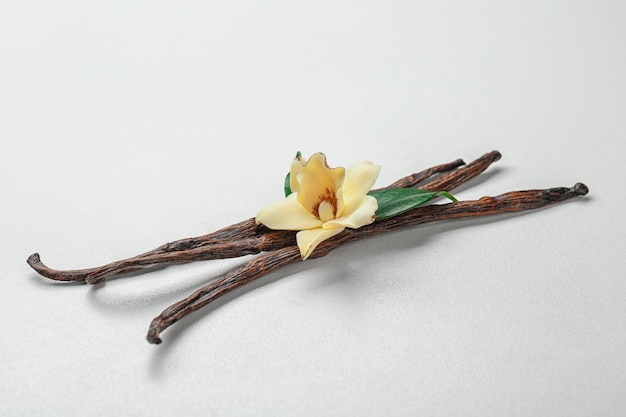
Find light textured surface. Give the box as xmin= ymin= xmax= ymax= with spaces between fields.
xmin=1 ymin=1 xmax=625 ymax=416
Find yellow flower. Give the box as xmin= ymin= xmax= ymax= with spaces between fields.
xmin=256 ymin=153 xmax=381 ymax=259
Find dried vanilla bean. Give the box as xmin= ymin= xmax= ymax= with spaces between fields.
xmin=28 ymin=152 xmax=492 ymax=284
xmin=147 ymin=182 xmax=587 ymax=343
xmin=26 ymin=150 xmax=588 ymax=344
xmin=147 ymin=247 xmax=302 ymax=344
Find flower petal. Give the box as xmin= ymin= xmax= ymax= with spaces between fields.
xmin=296 ymin=153 xmax=345 ymax=215
xmin=256 ymin=194 xmax=323 ymax=230
xmin=289 ymin=153 xmax=305 ymax=193
xmin=296 ymin=227 xmax=345 ymax=259
xmin=324 ymin=194 xmax=378 ymax=230
xmin=341 ymin=161 xmax=381 ymax=204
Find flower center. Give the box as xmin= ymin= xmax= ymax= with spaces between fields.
xmin=312 ymin=187 xmax=338 ymax=222
xmin=318 ymin=200 xmax=335 ymax=223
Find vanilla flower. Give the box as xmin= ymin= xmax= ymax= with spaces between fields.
xmin=256 ymin=153 xmax=380 ymax=259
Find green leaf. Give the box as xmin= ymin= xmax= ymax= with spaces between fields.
xmin=369 ymin=188 xmax=457 ymax=221
xmin=284 ymin=172 xmax=292 ymax=197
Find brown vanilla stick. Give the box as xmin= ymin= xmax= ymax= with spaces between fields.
xmin=146 ymin=182 xmax=588 ymax=343
xmin=313 ymin=183 xmax=589 ymax=256
xmin=26 ymin=231 xmax=295 ymax=285
xmin=377 ymin=157 xmax=465 ymax=189
xmin=147 ymin=246 xmax=302 ymax=344
xmin=26 ymin=218 xmax=260 ymax=284
xmin=419 ymin=151 xmax=500 ymax=191
xmin=23 ymin=149 xmax=588 ymax=344
xmin=27 ymin=154 xmax=481 ymax=283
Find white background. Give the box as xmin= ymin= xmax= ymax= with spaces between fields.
xmin=1 ymin=1 xmax=625 ymax=416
